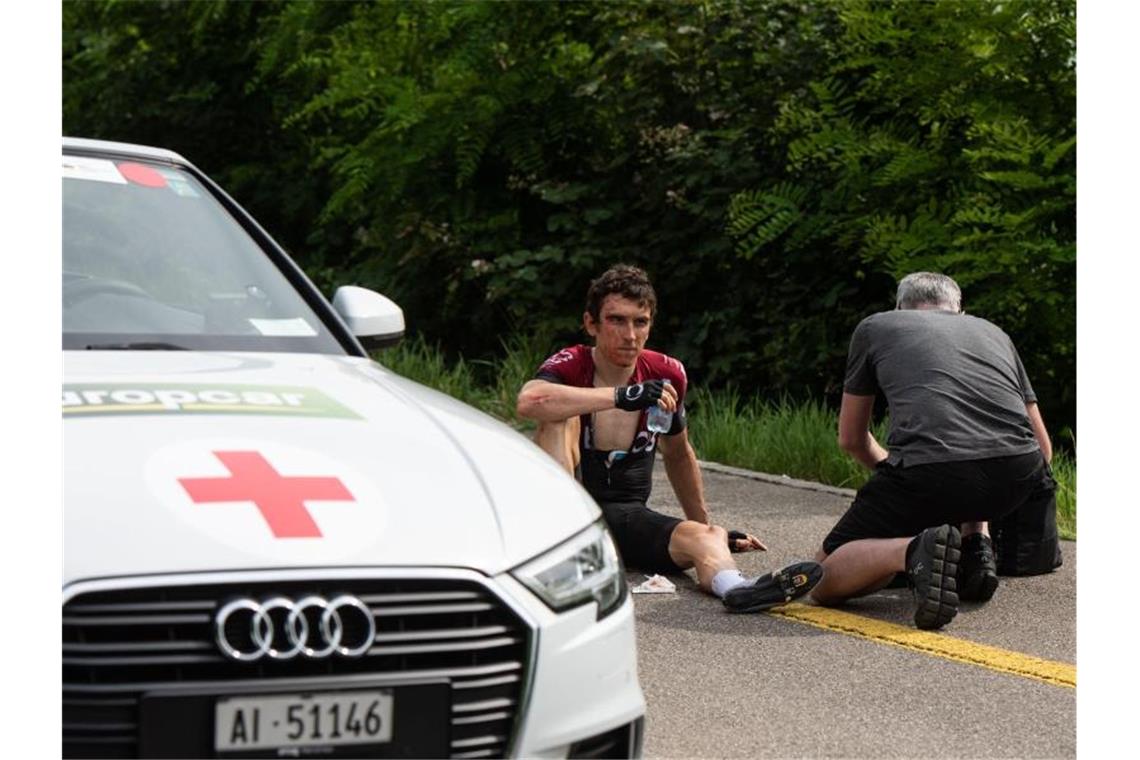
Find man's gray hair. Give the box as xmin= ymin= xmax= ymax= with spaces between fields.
xmin=895 ymin=272 xmax=962 ymax=312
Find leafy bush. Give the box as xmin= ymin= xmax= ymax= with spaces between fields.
xmin=727 ymin=0 xmax=1075 ymax=431
xmin=63 ymin=0 xmax=1074 ymax=441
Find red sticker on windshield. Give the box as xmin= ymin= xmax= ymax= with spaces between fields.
xmin=117 ymin=162 xmax=168 ymax=188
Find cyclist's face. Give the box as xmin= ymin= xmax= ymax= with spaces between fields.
xmin=585 ymin=295 xmax=652 ymax=369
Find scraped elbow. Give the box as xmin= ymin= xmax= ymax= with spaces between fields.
xmin=516 ymin=387 xmax=543 ymax=420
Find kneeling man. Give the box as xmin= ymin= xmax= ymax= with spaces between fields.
xmin=810 ymin=272 xmax=1058 ymax=629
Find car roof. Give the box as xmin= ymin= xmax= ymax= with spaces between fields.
xmin=63 ymin=137 xmax=191 ymax=167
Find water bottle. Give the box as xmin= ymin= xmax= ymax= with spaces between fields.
xmin=646 ymin=379 xmax=673 ymax=433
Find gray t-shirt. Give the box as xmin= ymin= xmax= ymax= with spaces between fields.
xmin=844 ymin=310 xmax=1039 ymax=466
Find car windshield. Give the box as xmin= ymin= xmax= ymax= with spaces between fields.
xmin=63 ymin=153 xmax=345 ymax=353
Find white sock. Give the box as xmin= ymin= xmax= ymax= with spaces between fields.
xmin=711 ymin=569 xmax=749 ymax=598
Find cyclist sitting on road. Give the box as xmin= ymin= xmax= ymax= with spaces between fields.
xmin=517 ymin=264 xmax=822 ymax=613
xmin=810 ymin=272 xmax=1060 ymax=629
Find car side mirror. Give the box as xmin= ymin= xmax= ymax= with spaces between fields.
xmin=331 ymin=285 xmax=405 ymax=349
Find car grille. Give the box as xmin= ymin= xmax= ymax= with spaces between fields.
xmin=63 ymin=577 xmax=533 ymax=759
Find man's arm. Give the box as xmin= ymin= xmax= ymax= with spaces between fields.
xmin=516 ymin=379 xmax=615 ymax=422
xmin=657 ymin=429 xmax=711 ymax=525
xmin=1026 ymin=402 xmax=1053 ymax=463
xmin=837 ymin=392 xmax=889 ymax=470
xmin=516 ymin=378 xmax=677 ymax=422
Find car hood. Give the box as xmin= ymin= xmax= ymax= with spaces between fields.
xmin=63 ymin=351 xmax=598 ymax=586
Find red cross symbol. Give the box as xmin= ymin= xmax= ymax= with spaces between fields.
xmin=178 ymin=451 xmax=354 ymax=538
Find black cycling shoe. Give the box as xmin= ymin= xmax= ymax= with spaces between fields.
xmin=907 ymin=525 xmax=961 ymax=630
xmin=958 ymin=532 xmax=999 ymax=602
xmin=723 ymin=561 xmax=823 ymax=613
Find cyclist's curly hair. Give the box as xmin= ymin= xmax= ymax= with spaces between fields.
xmin=585 ymin=264 xmax=657 ymax=321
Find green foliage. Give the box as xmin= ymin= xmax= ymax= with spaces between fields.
xmin=726 ymin=183 xmax=810 ymax=258
xmin=63 ymin=0 xmax=1075 ymax=439
xmin=727 ymin=0 xmax=1075 ymax=429
xmin=234 ymin=0 xmax=846 ymax=390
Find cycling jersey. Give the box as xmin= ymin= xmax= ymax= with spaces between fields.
xmin=535 ymin=344 xmax=688 ymax=504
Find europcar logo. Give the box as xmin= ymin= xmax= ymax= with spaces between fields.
xmin=62 ymin=384 xmax=360 ymax=419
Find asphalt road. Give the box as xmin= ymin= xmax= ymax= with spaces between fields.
xmin=630 ymin=461 xmax=1076 ymax=759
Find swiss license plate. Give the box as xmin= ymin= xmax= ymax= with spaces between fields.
xmin=215 ymin=690 xmax=393 ymax=752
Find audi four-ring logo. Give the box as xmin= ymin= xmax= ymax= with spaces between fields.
xmin=214 ymin=595 xmax=376 ymax=662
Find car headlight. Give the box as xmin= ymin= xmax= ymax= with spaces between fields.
xmin=512 ymin=520 xmax=626 ymax=619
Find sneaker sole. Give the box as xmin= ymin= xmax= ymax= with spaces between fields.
xmin=724 ymin=561 xmax=823 ymax=614
xmin=914 ymin=526 xmax=961 ymax=630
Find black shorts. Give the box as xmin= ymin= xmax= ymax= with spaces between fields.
xmin=598 ymin=501 xmax=684 ymax=574
xmin=821 ymin=451 xmax=1055 ymax=555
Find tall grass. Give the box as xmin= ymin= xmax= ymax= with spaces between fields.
xmin=470 ymin=333 xmax=547 ymax=427
xmin=1052 ymin=450 xmax=1076 ymax=540
xmin=377 ymin=336 xmax=488 ymax=410
xmin=685 ymin=387 xmax=887 ymax=490
xmin=378 ymin=340 xmax=1076 ymax=538
xmin=379 ymin=334 xmax=544 ymax=430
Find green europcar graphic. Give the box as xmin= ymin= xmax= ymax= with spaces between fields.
xmin=62 ymin=384 xmax=361 ymax=419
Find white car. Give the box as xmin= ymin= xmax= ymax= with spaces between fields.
xmin=62 ymin=138 xmax=645 ymax=759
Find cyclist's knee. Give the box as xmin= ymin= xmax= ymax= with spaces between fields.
xmin=533 ymin=420 xmax=579 ymax=474
xmin=677 ymin=521 xmax=726 ymax=548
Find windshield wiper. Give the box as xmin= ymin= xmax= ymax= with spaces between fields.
xmin=84 ymin=342 xmax=189 ymax=351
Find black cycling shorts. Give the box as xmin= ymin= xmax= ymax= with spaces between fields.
xmin=598 ymin=501 xmax=684 ymax=574
xmin=821 ymin=451 xmax=1055 ymax=556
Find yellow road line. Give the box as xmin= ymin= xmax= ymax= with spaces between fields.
xmin=769 ymin=602 xmax=1075 ymax=689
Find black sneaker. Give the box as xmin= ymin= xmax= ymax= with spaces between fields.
xmin=723 ymin=561 xmax=823 ymax=613
xmin=907 ymin=525 xmax=961 ymax=630
xmin=958 ymin=532 xmax=999 ymax=602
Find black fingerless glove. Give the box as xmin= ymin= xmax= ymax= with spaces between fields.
xmin=614 ymin=379 xmax=667 ymax=411
xmin=727 ymin=530 xmax=748 ymax=553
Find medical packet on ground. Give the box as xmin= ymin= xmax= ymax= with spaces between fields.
xmin=631 ymin=574 xmax=677 ymax=594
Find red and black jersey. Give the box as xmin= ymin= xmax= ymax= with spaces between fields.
xmin=534 ymin=344 xmax=689 ymax=504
